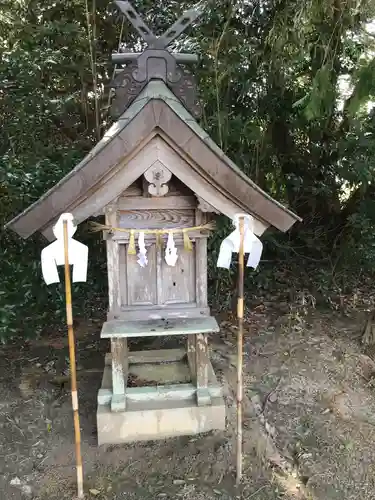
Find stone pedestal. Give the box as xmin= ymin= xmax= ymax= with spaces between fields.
xmin=96 ymin=318 xmax=226 ymax=445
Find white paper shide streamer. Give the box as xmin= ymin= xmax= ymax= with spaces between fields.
xmin=133 ymin=230 xmax=178 ymax=267
xmin=137 ymin=232 xmax=148 ymax=267
xmin=165 ymin=232 xmax=178 ymax=266
xmin=217 ymin=213 xmax=263 ymax=269
xmin=41 ymin=213 xmax=89 ymax=285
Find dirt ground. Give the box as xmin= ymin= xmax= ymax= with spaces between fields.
xmin=1 ymin=305 xmax=375 ymax=500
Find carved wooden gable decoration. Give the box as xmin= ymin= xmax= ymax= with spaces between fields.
xmin=5 ymin=80 xmax=300 ymax=240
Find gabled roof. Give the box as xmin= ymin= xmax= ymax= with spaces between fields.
xmin=5 ymin=81 xmax=301 ymax=239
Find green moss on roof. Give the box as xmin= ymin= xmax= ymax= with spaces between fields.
xmin=6 ymin=80 xmax=299 ymax=233
xmin=85 ymin=80 xmax=292 ymax=215
xmin=121 ymin=81 xmax=296 ymax=218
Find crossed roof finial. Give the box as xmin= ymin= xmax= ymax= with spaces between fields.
xmin=110 ymin=1 xmax=204 ymax=118
xmin=115 ymin=0 xmax=203 ymax=50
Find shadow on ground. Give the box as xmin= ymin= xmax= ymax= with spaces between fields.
xmin=1 ymin=309 xmax=374 ymax=500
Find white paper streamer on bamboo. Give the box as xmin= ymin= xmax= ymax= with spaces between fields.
xmin=217 ymin=213 xmax=263 ymax=269
xmin=137 ymin=232 xmax=148 ymax=267
xmin=41 ymin=213 xmax=89 ymax=285
xmin=41 ymin=212 xmax=86 ymax=498
xmin=165 ymin=232 xmax=178 ymax=266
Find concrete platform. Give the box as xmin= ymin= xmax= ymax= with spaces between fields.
xmin=97 ymin=396 xmax=226 ymax=445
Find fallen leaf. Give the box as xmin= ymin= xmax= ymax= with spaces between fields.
xmin=268 ymin=392 xmax=278 ymax=403
xmin=50 ymin=341 xmax=65 ymax=349
xmin=89 ymin=488 xmax=101 ymax=496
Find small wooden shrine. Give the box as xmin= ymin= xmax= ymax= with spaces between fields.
xmin=5 ymin=1 xmax=300 ymax=445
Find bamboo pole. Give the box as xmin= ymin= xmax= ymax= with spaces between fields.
xmin=63 ymin=220 xmax=84 ymax=499
xmin=236 ymin=216 xmax=245 ymax=485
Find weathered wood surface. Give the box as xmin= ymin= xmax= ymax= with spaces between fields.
xmin=121 ymin=180 xmax=143 ymax=197
xmin=165 ymin=176 xmax=193 ymax=197
xmin=118 ymin=209 xmax=195 ymax=229
xmin=187 ymin=335 xmax=196 ymax=384
xmin=104 ymin=349 xmax=221 ymax=385
xmin=110 ymin=229 xmax=210 ymax=243
xmin=187 ymin=333 xmax=212 ymax=405
xmin=160 ymin=246 xmax=195 ymax=305
xmin=111 ymin=338 xmax=128 ymax=411
xmin=99 ymin=383 xmax=222 ymax=405
xmin=40 ymin=133 xmax=268 ymax=239
xmin=100 ymin=348 xmax=223 ymax=407
xmin=129 ymin=348 xmax=186 ymax=364
xmin=105 ymin=349 xmax=186 ymax=366
xmin=120 ymin=239 xmax=196 ymax=308
xmin=99 ymin=376 xmax=223 ymax=406
xmin=9 ymin=95 xmax=300 ymax=240
xmin=106 ymin=209 xmax=121 ymax=314
xmin=196 ymin=333 xmax=211 ymax=406
xmin=154 ymin=137 xmax=269 ymax=235
xmin=195 ymin=209 xmax=208 ymax=308
xmin=41 ymin=133 xmax=159 ymax=240
xmin=126 ymin=245 xmax=157 ymax=306
xmin=155 ymin=103 xmax=296 ymax=230
xmin=111 ymin=306 xmax=210 ymax=321
xmin=144 ymin=161 xmax=172 ymax=196
xmin=118 ymin=244 xmax=128 ymax=307
xmin=197 ymin=196 xmax=220 ymax=214
xmin=101 ymin=316 xmax=219 ymax=338
xmin=121 ymin=173 xmax=193 ymax=201
xmin=117 ymin=195 xmax=196 ymax=210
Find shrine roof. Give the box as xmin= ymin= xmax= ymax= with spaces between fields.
xmin=5 ymin=80 xmax=301 ymax=239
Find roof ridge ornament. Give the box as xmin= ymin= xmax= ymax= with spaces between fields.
xmin=110 ymin=1 xmax=203 ymax=118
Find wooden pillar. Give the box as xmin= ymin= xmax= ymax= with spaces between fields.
xmin=190 ymin=210 xmax=210 ymax=405
xmin=195 ymin=209 xmax=208 ymax=308
xmin=195 ymin=333 xmax=211 ymax=406
xmin=187 ymin=335 xmax=196 ymax=384
xmin=105 ymin=207 xmax=121 ymax=319
xmin=111 ymin=338 xmax=128 ymax=412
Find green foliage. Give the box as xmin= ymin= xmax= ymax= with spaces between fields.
xmin=2 ymin=0 xmax=375 ymax=340
xmin=303 ymin=65 xmax=336 ymax=120
xmin=0 ymin=0 xmax=112 ymax=340
xmin=348 ymin=57 xmax=375 ymax=116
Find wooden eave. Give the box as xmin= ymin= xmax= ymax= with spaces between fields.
xmin=5 ymin=81 xmax=301 ymax=239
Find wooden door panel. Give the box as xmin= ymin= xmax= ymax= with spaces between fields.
xmin=126 ymin=244 xmax=157 ymax=306
xmin=160 ymin=246 xmax=196 ymax=305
